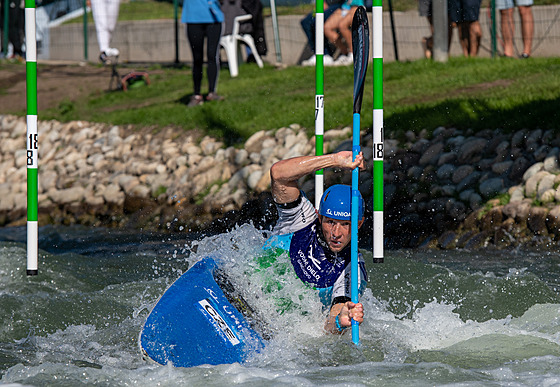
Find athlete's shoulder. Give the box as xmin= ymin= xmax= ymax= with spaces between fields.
xmin=272 ymin=192 xmax=318 ymax=236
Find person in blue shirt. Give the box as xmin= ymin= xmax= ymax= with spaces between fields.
xmin=182 ymin=0 xmax=225 ymax=107
xmin=268 ymin=151 xmax=367 ymax=334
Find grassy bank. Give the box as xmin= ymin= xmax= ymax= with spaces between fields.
xmin=1 ymin=57 xmax=559 ymax=145
xmin=26 ymin=56 xmax=559 ymax=146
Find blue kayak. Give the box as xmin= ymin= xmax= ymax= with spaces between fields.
xmin=139 ymin=257 xmax=266 ymax=367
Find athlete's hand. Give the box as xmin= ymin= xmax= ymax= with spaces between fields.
xmin=334 ymin=151 xmax=365 ymax=171
xmin=339 ymin=301 xmax=364 ymax=326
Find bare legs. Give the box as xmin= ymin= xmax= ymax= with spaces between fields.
xmin=519 ymin=5 xmax=534 ymax=56
xmin=458 ymin=20 xmax=481 ymax=56
xmin=500 ymin=5 xmax=534 ymax=57
xmin=324 ymin=7 xmax=358 ymax=56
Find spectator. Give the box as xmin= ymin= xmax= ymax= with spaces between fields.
xmin=419 ymin=0 xmax=434 ymax=58
xmin=89 ymin=0 xmax=121 ymax=64
xmin=448 ymin=0 xmax=482 ymax=57
xmin=1 ymin=0 xmax=25 ymax=60
xmin=300 ymin=0 xmax=345 ymax=66
xmin=419 ymin=0 xmax=455 ymax=59
xmin=497 ymin=0 xmax=534 ymax=58
xmin=324 ymin=0 xmax=365 ymax=66
xmin=241 ymin=0 xmax=267 ymax=60
xmin=182 ymin=0 xmax=224 ymax=107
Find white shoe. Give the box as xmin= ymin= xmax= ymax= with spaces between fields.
xmin=105 ymin=47 xmax=120 ymax=57
xmin=302 ymin=54 xmax=335 ymax=67
xmin=334 ymin=53 xmax=354 ymax=66
xmin=301 ymin=55 xmax=316 ymax=66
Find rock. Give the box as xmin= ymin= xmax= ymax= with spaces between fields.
xmin=525 ymin=171 xmax=550 ymax=197
xmin=537 ymin=173 xmax=556 ymax=200
xmin=102 ymin=184 xmax=125 ymax=205
xmin=247 ymin=170 xmax=263 ymax=191
xmin=492 ymin=161 xmax=513 ymax=175
xmin=479 ymin=178 xmax=505 ymax=199
xmin=546 ymin=205 xmax=560 ymax=234
xmin=438 ymin=231 xmax=457 ymax=249
xmin=543 ymin=148 xmax=560 ymax=173
xmin=527 ymin=207 xmax=549 ymax=235
xmin=436 ymin=164 xmax=455 ymax=181
xmin=452 ymin=165 xmax=474 ymax=184
xmin=48 ymin=186 xmax=85 ymax=204
xmin=509 ymin=156 xmax=531 ymax=181
xmin=0 ymin=194 xmax=15 ymax=211
xmin=540 ymin=189 xmax=556 ymax=203
xmin=508 ymin=186 xmax=525 ymax=202
xmin=523 ymin=162 xmax=544 ymax=182
xmin=457 ymin=171 xmax=481 ymax=193
xmin=244 ymin=130 xmax=268 ymax=154
xmin=458 ymin=137 xmax=487 ymax=163
xmin=481 ymin=207 xmax=503 ymax=231
xmin=39 ymin=170 xmax=58 ymax=192
xmin=419 ymin=142 xmax=444 ymax=166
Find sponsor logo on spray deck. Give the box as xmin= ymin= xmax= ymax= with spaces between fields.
xmin=198 ymin=299 xmax=240 ymax=346
xmin=205 ymin=287 xmax=241 ymax=326
xmin=325 ymin=209 xmax=350 ymax=218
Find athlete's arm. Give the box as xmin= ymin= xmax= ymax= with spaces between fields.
xmin=270 ymin=151 xmax=364 ymax=205
xmin=324 ymin=301 xmax=364 ymax=334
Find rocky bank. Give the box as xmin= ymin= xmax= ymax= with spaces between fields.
xmin=2 ymin=114 xmax=560 ymax=249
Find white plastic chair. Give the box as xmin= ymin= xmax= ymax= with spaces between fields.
xmin=220 ymin=14 xmax=264 ymax=78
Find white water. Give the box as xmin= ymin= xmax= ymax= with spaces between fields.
xmin=1 ymin=224 xmax=560 ymax=386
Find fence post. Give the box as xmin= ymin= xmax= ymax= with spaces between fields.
xmin=432 ymin=0 xmax=448 ymax=62
xmin=83 ymin=0 xmax=88 ymax=60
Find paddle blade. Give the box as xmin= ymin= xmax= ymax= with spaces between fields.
xmin=352 ymin=6 xmax=370 ymax=114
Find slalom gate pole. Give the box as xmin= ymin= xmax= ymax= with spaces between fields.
xmin=351 ymin=6 xmax=369 ymax=345
xmin=25 ymin=0 xmax=38 ymax=275
xmin=314 ymin=0 xmax=325 ymax=208
xmin=372 ymin=0 xmax=384 ymax=264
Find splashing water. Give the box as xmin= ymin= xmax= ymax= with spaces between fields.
xmin=0 ymin=225 xmax=559 ymax=386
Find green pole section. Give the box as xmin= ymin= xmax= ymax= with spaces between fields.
xmin=372 ymin=0 xmax=384 ymax=263
xmin=83 ymin=0 xmax=88 ymax=60
xmin=25 ymin=0 xmax=38 ymax=275
xmin=3 ymin=0 xmax=9 ymax=57
xmin=314 ymin=0 xmax=325 ymax=208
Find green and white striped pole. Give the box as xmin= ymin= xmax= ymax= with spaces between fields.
xmin=372 ymin=0 xmax=384 ymax=263
xmin=314 ymin=0 xmax=325 ymax=208
xmin=25 ymin=0 xmax=38 ymax=276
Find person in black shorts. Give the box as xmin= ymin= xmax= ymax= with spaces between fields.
xmin=448 ymin=0 xmax=482 ymax=56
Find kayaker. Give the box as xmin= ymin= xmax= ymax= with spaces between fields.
xmin=268 ymin=151 xmax=367 ymax=334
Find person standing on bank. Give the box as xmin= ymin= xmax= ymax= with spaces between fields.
xmin=267 ymin=151 xmax=367 ymax=334
xmin=497 ymin=0 xmax=534 ymax=58
xmin=89 ymin=0 xmax=121 ymax=64
xmin=448 ymin=0 xmax=483 ymax=57
xmin=182 ymin=0 xmax=224 ymax=107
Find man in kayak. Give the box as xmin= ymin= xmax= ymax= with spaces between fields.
xmin=268 ymin=151 xmax=367 ymax=334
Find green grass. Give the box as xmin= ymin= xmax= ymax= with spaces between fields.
xmin=3 ymin=56 xmax=560 ymax=146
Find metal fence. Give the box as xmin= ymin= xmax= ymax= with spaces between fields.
xmin=1 ymin=0 xmax=559 ymax=63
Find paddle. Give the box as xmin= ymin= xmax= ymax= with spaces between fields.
xmin=350 ymin=5 xmax=369 ymax=345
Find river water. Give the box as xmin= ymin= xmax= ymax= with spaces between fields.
xmin=0 ymin=224 xmax=559 ymax=386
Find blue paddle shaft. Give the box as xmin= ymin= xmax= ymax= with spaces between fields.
xmin=351 ymin=113 xmax=360 ymax=344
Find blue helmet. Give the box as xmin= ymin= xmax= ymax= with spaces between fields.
xmin=318 ymin=184 xmax=364 ymax=221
